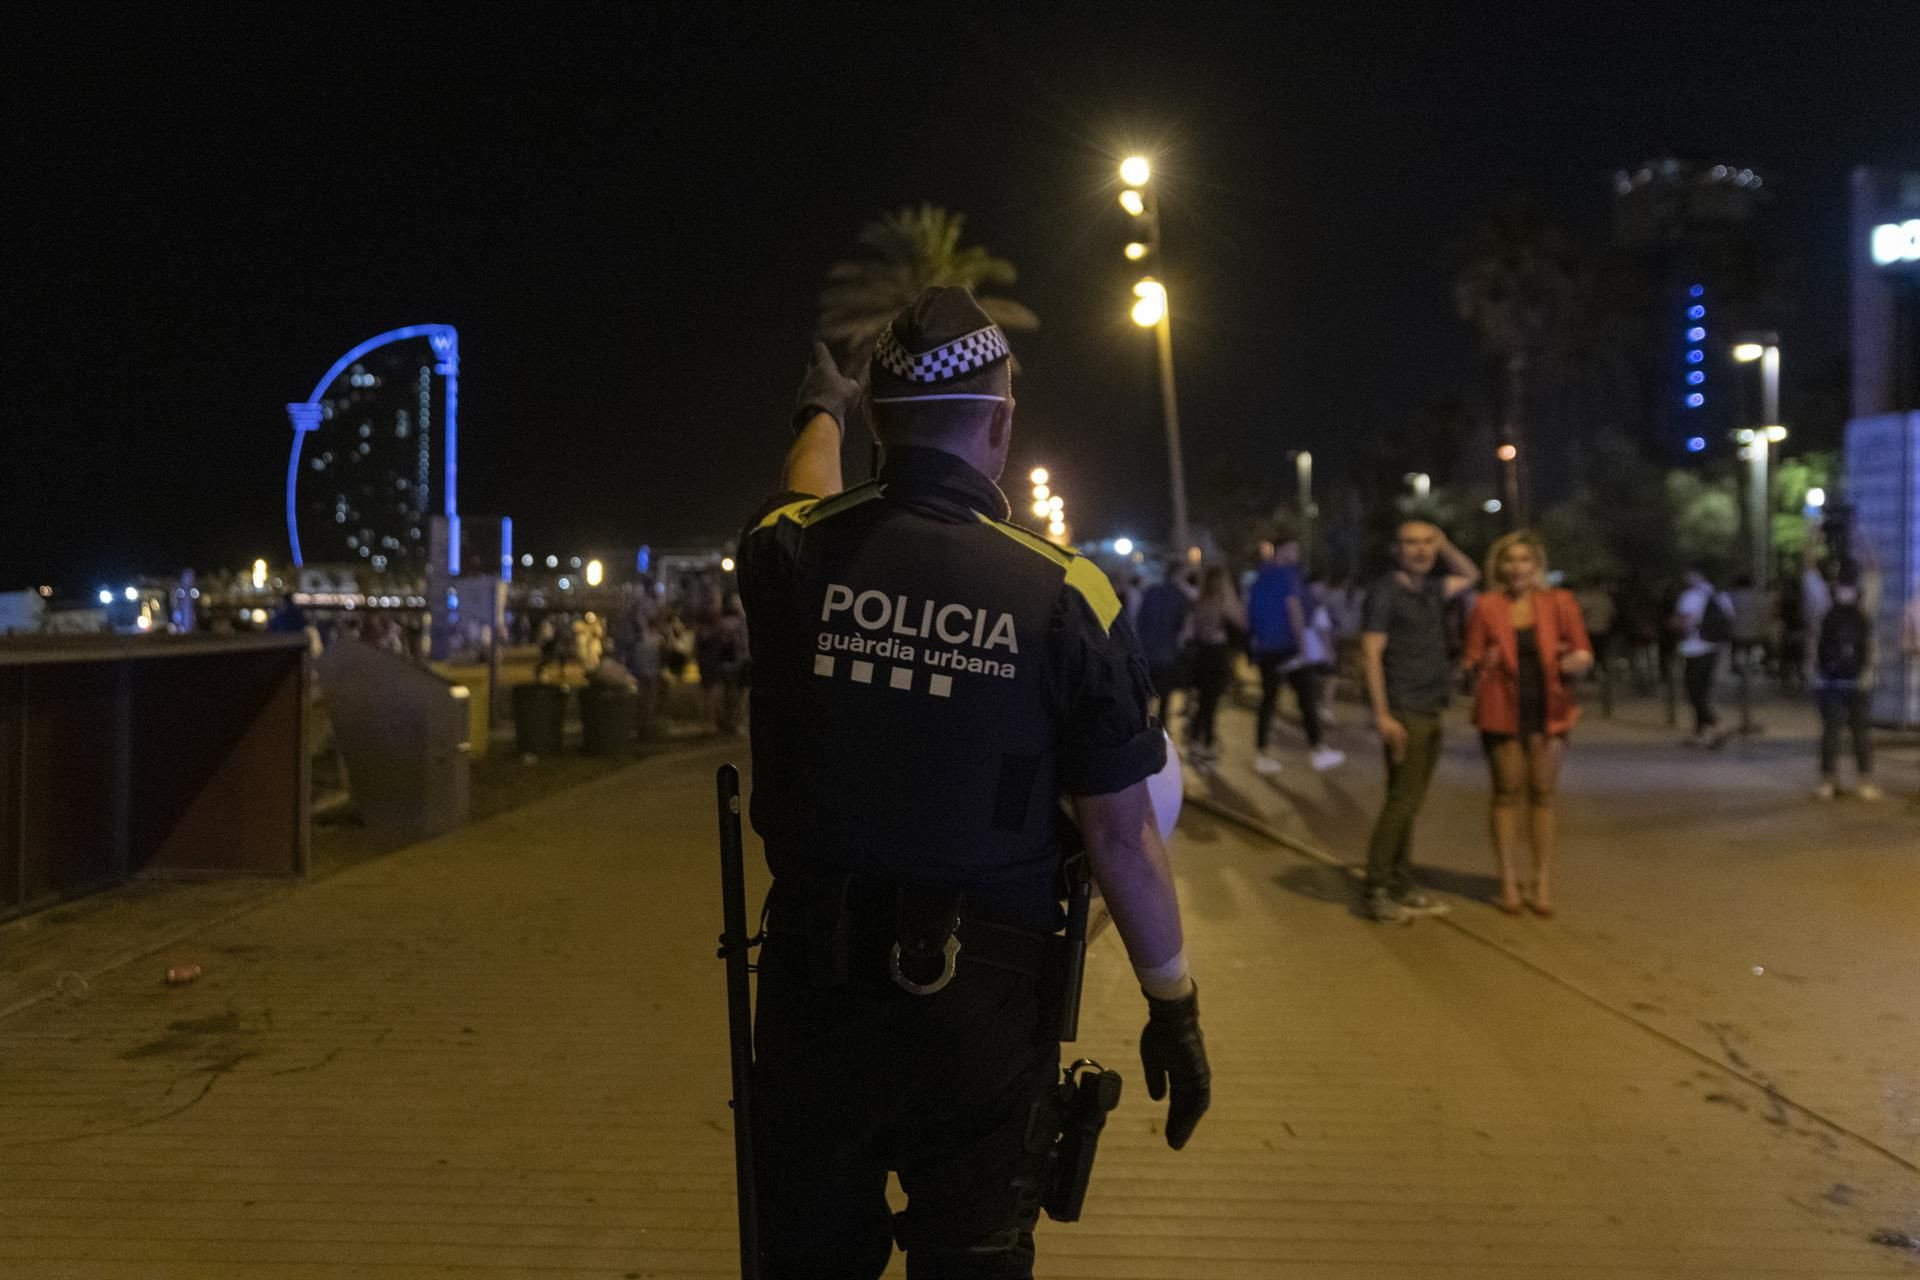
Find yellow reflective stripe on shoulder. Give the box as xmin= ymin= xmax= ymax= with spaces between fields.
xmin=1064 ymin=556 xmax=1123 ymax=633
xmin=801 ymin=483 xmax=884 ymax=525
xmin=755 ymin=498 xmax=817 ymax=531
xmin=975 ymin=514 xmax=1122 ymax=634
xmin=752 ymin=483 xmax=884 ymax=533
xmin=975 ymin=513 xmax=1072 ymax=567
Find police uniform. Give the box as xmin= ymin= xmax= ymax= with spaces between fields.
xmin=737 ymin=293 xmax=1165 ymax=1278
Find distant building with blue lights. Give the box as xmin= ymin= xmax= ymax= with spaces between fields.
xmin=1611 ymin=158 xmax=1775 ymax=460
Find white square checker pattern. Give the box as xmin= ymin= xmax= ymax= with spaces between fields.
xmin=928 ymin=673 xmax=953 ymax=698
xmin=889 ymin=666 xmax=913 ymax=690
xmin=850 ymin=660 xmax=874 ymax=684
xmin=813 ymin=654 xmax=835 ymax=677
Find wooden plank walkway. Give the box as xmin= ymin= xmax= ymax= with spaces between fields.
xmin=1 ymin=734 xmax=1914 ymax=1278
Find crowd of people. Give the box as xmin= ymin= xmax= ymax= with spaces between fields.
xmin=528 ymin=580 xmax=752 ymax=737
xmin=1117 ymin=511 xmax=1917 ymax=926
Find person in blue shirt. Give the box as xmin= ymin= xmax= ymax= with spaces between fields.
xmin=1246 ymin=539 xmax=1344 ymax=774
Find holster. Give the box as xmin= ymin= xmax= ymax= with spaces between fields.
xmin=1041 ymin=1058 xmax=1124 ymax=1223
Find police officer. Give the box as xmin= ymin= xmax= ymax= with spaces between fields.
xmin=736 ymin=287 xmax=1211 ymax=1278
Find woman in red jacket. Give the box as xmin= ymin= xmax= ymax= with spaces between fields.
xmin=1464 ymin=532 xmax=1593 ymax=917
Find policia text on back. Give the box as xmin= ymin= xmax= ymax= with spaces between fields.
xmin=714 ymin=287 xmax=1211 ymax=1279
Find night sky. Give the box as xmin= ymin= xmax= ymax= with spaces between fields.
xmin=8 ymin=3 xmax=1916 ymax=591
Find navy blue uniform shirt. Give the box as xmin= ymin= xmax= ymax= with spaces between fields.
xmin=737 ymin=446 xmax=1164 ymax=928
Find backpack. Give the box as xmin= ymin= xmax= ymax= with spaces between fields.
xmin=1697 ymin=592 xmax=1734 ymax=645
xmin=1817 ymin=604 xmax=1870 ymax=683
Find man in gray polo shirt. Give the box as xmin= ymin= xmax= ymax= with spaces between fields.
xmin=1360 ymin=520 xmax=1480 ymax=923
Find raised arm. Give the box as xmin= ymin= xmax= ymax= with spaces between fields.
xmin=1437 ymin=533 xmax=1481 ymax=599
xmin=783 ymin=414 xmax=842 ymax=497
xmin=781 ymin=342 xmax=861 ymax=497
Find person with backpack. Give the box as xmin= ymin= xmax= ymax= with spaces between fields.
xmin=1672 ymin=568 xmax=1734 ymax=748
xmin=1811 ymin=572 xmax=1880 ymax=800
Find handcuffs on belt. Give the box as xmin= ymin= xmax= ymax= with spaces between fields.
xmin=888 ymin=888 xmax=965 ymax=995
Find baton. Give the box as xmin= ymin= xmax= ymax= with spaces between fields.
xmin=715 ymin=765 xmax=762 ymax=1279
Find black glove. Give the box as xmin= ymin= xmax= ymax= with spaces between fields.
xmin=791 ymin=341 xmax=863 ymax=436
xmin=1139 ymin=982 xmax=1211 ymax=1150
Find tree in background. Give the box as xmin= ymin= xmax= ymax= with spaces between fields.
xmin=816 ymin=206 xmax=1039 ymax=371
xmin=1771 ymin=451 xmax=1837 ymax=571
xmin=1453 ymin=196 xmax=1582 ymax=524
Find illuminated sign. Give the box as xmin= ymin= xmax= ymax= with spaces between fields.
xmin=1870 ymin=219 xmax=1920 ymax=266
xmin=285 ymin=325 xmax=460 ymax=571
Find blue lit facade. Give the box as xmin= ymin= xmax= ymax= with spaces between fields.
xmin=286 ymin=325 xmax=460 ymax=572
xmin=1612 ymin=159 xmax=1772 ymax=459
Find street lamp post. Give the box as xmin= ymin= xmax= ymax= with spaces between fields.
xmin=1121 ymin=156 xmax=1191 ymax=553
xmin=1733 ymin=335 xmax=1781 ymax=582
xmin=1293 ymin=450 xmax=1314 ymax=575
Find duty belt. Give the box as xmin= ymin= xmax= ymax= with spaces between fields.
xmin=890 ymin=913 xmax=1049 ymax=995
xmin=771 ymin=875 xmax=1048 ymax=996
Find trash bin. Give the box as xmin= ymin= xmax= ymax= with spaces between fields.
xmin=579 ymin=684 xmax=637 ymax=757
xmin=512 ymin=683 xmax=568 ymax=757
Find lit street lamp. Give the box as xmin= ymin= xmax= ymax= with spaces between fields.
xmin=1290 ymin=450 xmax=1315 ymax=573
xmin=585 ymin=558 xmax=604 ymax=588
xmin=1118 ymin=154 xmax=1191 ymax=553
xmin=1030 ymin=470 xmax=1069 ymax=544
xmin=1733 ymin=333 xmax=1782 ymax=581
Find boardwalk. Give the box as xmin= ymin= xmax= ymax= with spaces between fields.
xmin=1 ymin=700 xmax=1916 ymax=1278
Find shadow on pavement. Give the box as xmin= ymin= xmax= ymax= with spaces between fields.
xmin=1272 ymin=862 xmax=1359 ymax=908
xmin=1415 ymin=863 xmax=1505 ymax=903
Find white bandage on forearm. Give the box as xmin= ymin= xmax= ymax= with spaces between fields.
xmin=1134 ymin=950 xmax=1194 ymax=1001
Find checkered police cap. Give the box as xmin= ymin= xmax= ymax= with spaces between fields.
xmin=873 ymin=324 xmax=1010 ymax=384
xmin=868 ymin=286 xmax=1013 ymax=402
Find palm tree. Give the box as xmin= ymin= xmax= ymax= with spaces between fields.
xmin=1453 ymin=196 xmax=1581 ymax=525
xmin=817 ymin=205 xmax=1039 ymax=371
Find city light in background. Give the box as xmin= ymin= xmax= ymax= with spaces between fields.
xmin=1116 ymin=152 xmax=1191 ymax=551
xmin=1030 ymin=469 xmax=1068 ymax=543
xmin=1130 ymin=278 xmax=1167 ymax=328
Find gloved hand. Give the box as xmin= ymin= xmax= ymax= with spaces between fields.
xmin=1139 ymin=982 xmax=1211 ymax=1150
xmin=791 ymin=341 xmax=863 ymax=436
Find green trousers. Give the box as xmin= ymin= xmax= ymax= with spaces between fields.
xmin=1364 ymin=711 xmax=1443 ymax=892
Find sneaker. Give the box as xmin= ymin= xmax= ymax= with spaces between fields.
xmin=1814 ymin=781 xmax=1837 ymax=801
xmin=1365 ymin=887 xmax=1413 ymax=924
xmin=1309 ymin=745 xmax=1347 ymax=772
xmin=1856 ymin=782 xmax=1885 ymax=803
xmin=1253 ymin=754 xmax=1284 ymax=777
xmin=1391 ymin=887 xmax=1452 ymax=917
